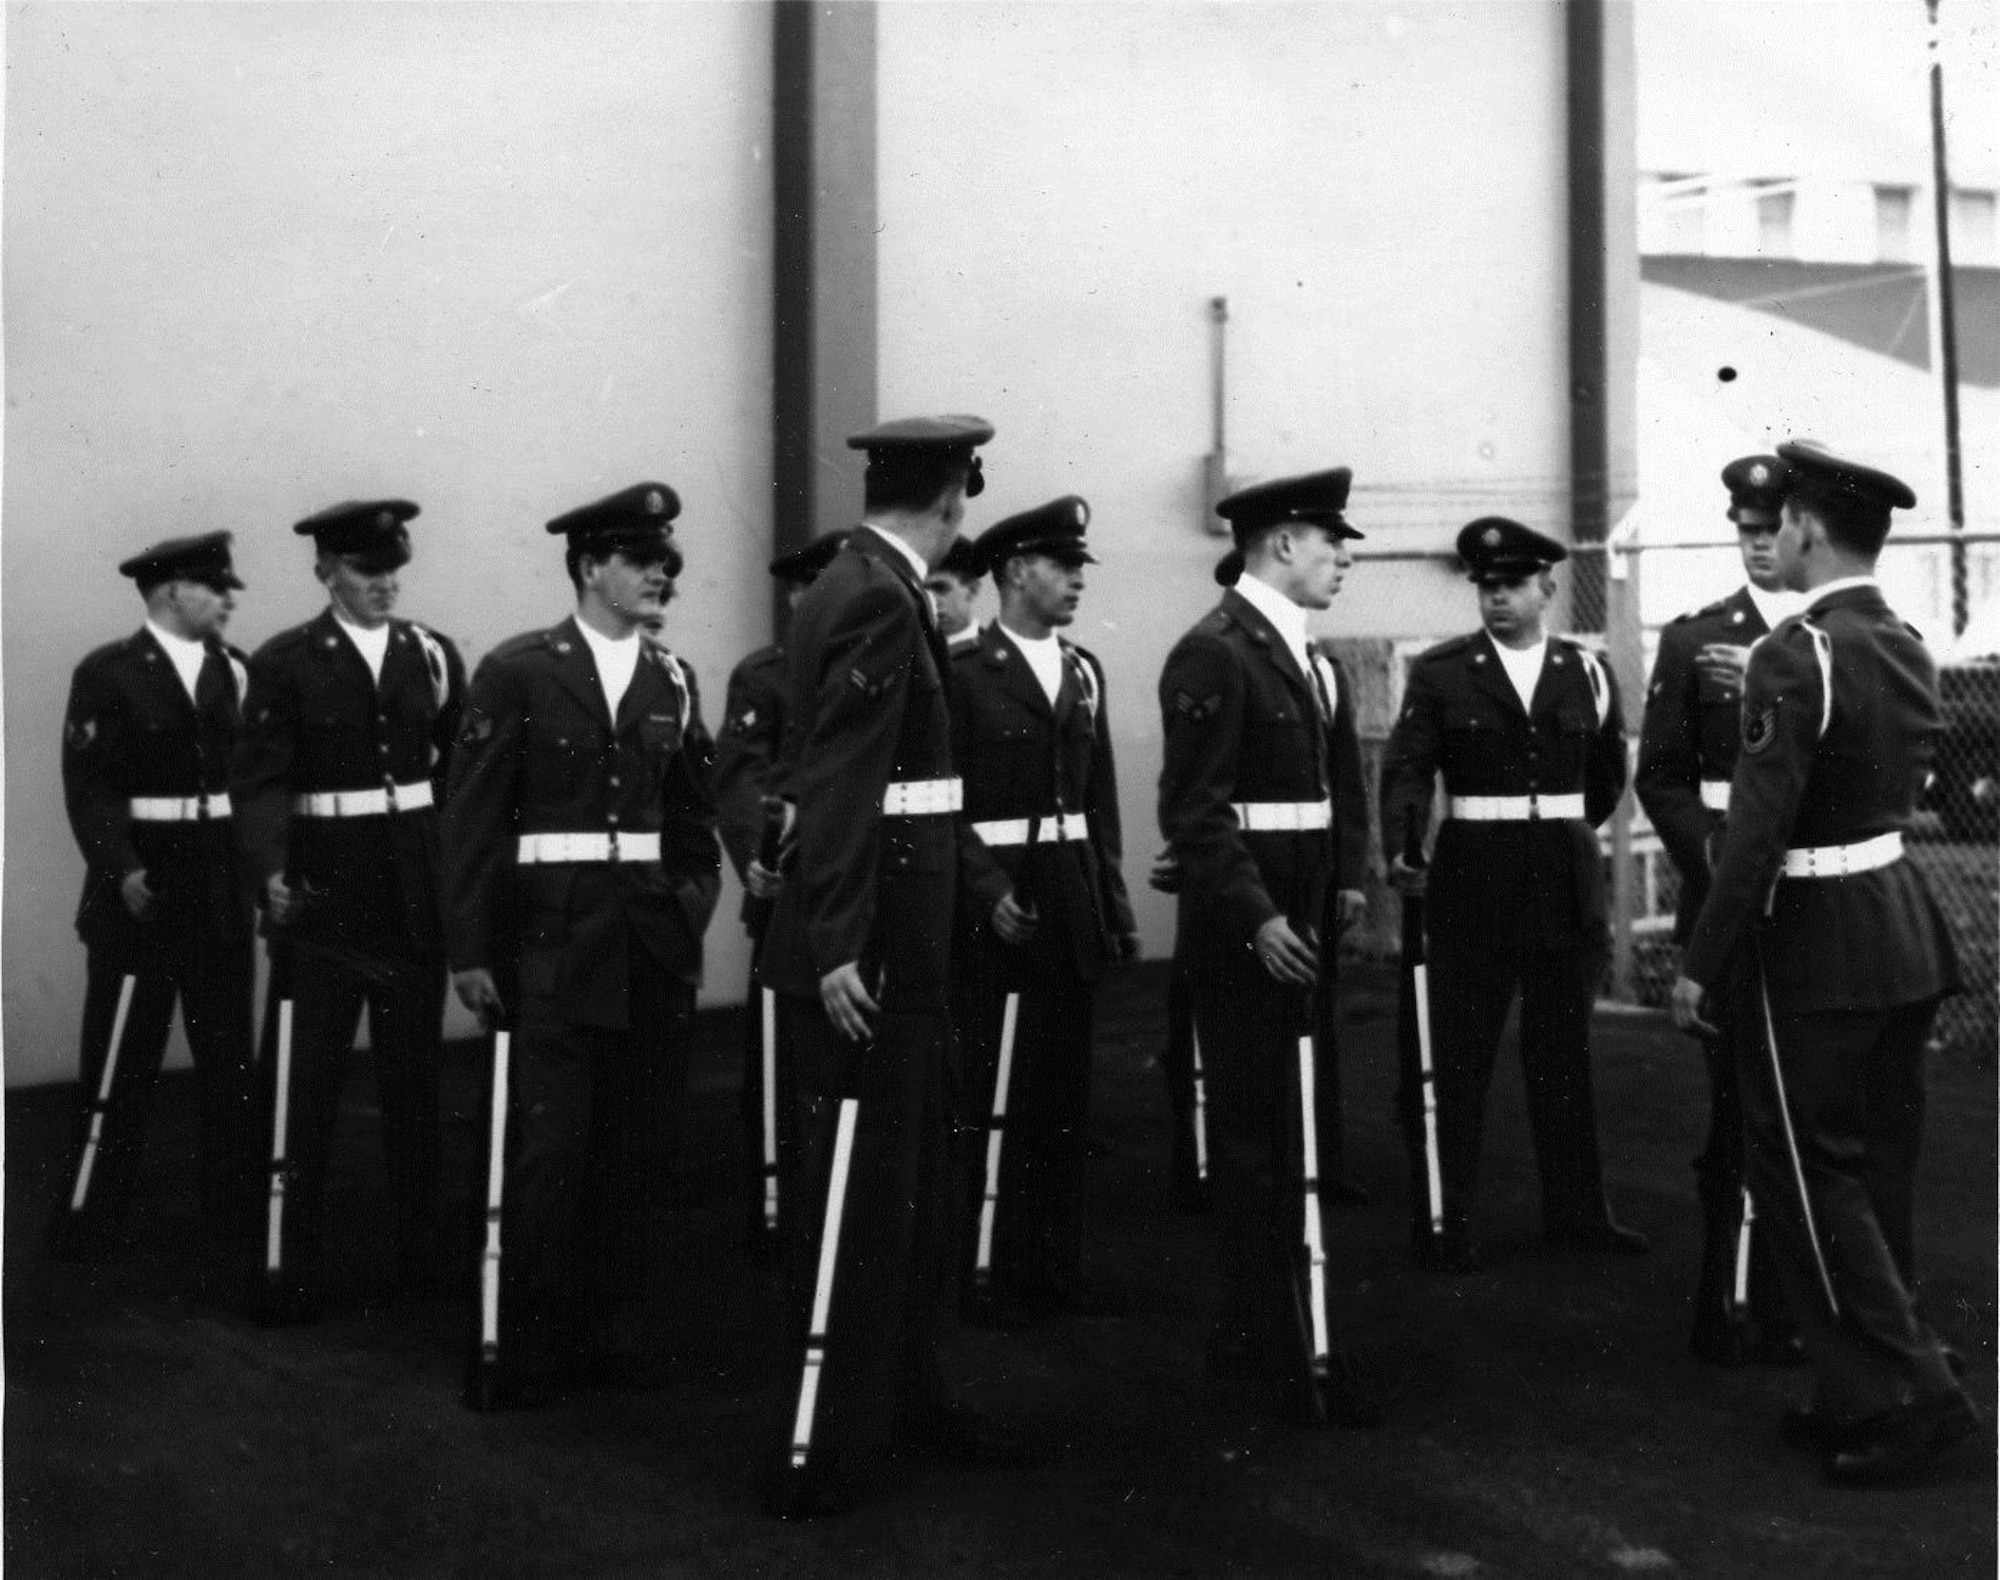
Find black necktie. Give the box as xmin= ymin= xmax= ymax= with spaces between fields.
xmin=195 ymin=645 xmax=230 ymax=716
xmin=1308 ymin=653 xmax=1335 ymax=726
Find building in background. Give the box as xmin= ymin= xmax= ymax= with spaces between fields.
xmin=0 ymin=0 xmax=1628 ymax=1085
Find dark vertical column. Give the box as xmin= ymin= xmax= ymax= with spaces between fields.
xmin=772 ymin=0 xmax=878 ymax=637
xmin=1565 ymin=0 xmax=1609 ymax=634
xmin=1926 ymin=0 xmax=1967 ymax=637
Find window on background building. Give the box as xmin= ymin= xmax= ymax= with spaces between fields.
xmin=1754 ymin=184 xmax=1795 ymax=258
xmin=1949 ymin=188 xmax=1997 ymax=268
xmin=1877 ymin=185 xmax=1916 ymax=263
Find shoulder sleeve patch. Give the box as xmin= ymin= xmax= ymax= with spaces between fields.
xmin=1742 ymin=703 xmax=1778 ymax=755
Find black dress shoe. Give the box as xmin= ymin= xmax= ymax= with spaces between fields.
xmin=1547 ymin=1221 xmax=1652 ymax=1256
xmin=1823 ymin=1391 xmax=1981 ymax=1488
xmin=1779 ymin=1406 xmax=1857 ymax=1453
xmin=464 ymin=1368 xmax=560 ymax=1412
xmin=1414 ymin=1232 xmax=1482 ymax=1274
xmin=762 ymin=1459 xmax=853 ymax=1519
xmin=578 ymin=1350 xmax=672 ymax=1392
xmin=963 ymin=1289 xmax=1038 ymax=1331
xmin=896 ymin=1402 xmax=1034 ymax=1467
xmin=1320 ymin=1359 xmax=1386 ymax=1430
xmin=249 ymin=1282 xmax=320 ymax=1328
xmin=1027 ymin=1277 xmax=1132 ymax=1319
xmin=1204 ymin=1331 xmax=1264 ymax=1381
xmin=1689 ymin=1312 xmax=1752 ymax=1366
xmin=44 ymin=1219 xmax=119 ymax=1265
xmin=1743 ymin=1329 xmax=1807 ymax=1368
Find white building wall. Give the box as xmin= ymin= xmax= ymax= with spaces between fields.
xmin=3 ymin=2 xmax=774 ymax=1086
xmin=875 ymin=0 xmax=1580 ymax=958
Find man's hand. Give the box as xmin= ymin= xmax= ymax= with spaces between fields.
xmin=820 ymin=961 xmax=880 ymax=1043
xmin=1148 ymin=850 xmax=1183 ymax=896
xmin=265 ymin=873 xmax=301 ymax=926
xmin=1387 ymin=854 xmax=1428 ymax=896
xmin=1670 ymin=975 xmax=1717 ymax=1037
xmin=744 ymin=858 xmax=784 ymax=901
xmin=991 ymin=891 xmax=1039 ymax=946
xmin=120 ymin=867 xmax=155 ymax=920
xmin=1253 ymin=916 xmax=1319 ymax=987
xmin=453 ymin=967 xmax=505 ymax=1030
xmin=1332 ymin=888 xmax=1367 ymax=932
xmin=1694 ymin=643 xmax=1753 ymax=698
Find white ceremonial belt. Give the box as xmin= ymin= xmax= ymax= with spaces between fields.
xmin=1230 ymin=799 xmax=1333 ymax=833
xmin=130 ymin=793 xmax=233 ymax=821
xmin=1700 ymin=781 xmax=1732 ymax=812
xmin=1781 ymin=831 xmax=1902 ymax=879
xmin=516 ymin=831 xmax=662 ymax=865
xmin=882 ymin=778 xmax=963 ymax=816
xmin=292 ymin=781 xmax=435 ymax=818
xmin=970 ymin=813 xmax=1091 ymax=846
xmin=1448 ymin=792 xmax=1587 ymax=822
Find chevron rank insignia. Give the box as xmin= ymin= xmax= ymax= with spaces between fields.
xmin=461 ymin=711 xmax=495 ymax=746
xmin=1170 ymin=688 xmax=1218 ymax=723
xmin=1743 ymin=704 xmax=1777 ymax=755
xmin=848 ymin=667 xmax=887 ymax=698
xmin=66 ymin=717 xmax=96 ymax=751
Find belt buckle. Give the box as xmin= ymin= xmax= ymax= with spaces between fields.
xmin=383 ymin=782 xmax=399 ymax=813
xmin=607 ymin=829 xmax=621 ymax=862
xmin=194 ymin=795 xmax=209 ymax=822
xmin=1526 ymin=794 xmax=1541 ymax=820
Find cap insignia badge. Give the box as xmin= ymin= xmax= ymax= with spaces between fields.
xmin=1482 ymin=527 xmax=1502 ymax=548
xmin=1749 ymin=463 xmax=1770 ymax=486
xmin=646 ymin=490 xmax=665 ymax=515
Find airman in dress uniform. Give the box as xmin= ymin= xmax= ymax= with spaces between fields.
xmin=1637 ymin=456 xmax=1803 ymax=1366
xmin=714 ymin=530 xmax=848 ymax=1256
xmin=1380 ymin=518 xmax=1643 ymax=1272
xmin=1672 ymin=442 xmax=1976 ymax=1487
xmin=50 ymin=532 xmax=258 ymax=1265
xmin=951 ymin=497 xmax=1138 ymax=1327
xmin=1154 ymin=546 xmax=1370 ymax=1217
xmin=1157 ymin=468 xmax=1380 ymax=1430
xmin=758 ymin=415 xmax=1023 ymax=1518
xmin=234 ymin=501 xmax=465 ymax=1322
xmin=923 ymin=534 xmax=985 ymax=653
xmin=443 ymin=482 xmax=720 ymax=1406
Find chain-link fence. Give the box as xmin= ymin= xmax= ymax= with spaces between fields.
xmin=1330 ymin=531 xmax=1999 ymax=1065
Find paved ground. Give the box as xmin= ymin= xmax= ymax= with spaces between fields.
xmin=7 ymin=961 xmax=1994 ymax=1579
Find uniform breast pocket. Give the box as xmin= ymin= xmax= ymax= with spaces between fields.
xmin=525 ymin=722 xmax=597 ymax=799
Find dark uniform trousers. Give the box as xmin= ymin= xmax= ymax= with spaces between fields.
xmin=1635 ymin=586 xmax=1790 ymax=1346
xmin=715 ymin=642 xmax=797 ymax=1246
xmin=1158 ymin=589 xmax=1366 ymax=1412
xmin=756 ymin=528 xmax=967 ymax=1489
xmin=235 ymin=608 xmax=464 ymax=1299
xmin=1380 ymin=630 xmax=1628 ymax=1246
xmin=1682 ymin=585 xmax=1962 ymax=1421
xmin=57 ymin=630 xmax=258 ymax=1251
xmin=443 ymin=616 xmax=720 ymax=1385
xmin=950 ymin=624 xmax=1132 ymax=1302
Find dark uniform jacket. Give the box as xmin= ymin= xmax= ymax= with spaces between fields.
xmin=758 ymin=529 xmax=957 ymax=1011
xmin=234 ymin=608 xmax=464 ymax=957
xmin=1157 ymin=589 xmax=1365 ymax=983
xmin=1682 ymin=583 xmax=1960 ymax=1013
xmin=1635 ymin=586 xmax=1771 ymax=942
xmin=1379 ymin=630 xmax=1626 ymax=951
xmin=713 ymin=642 xmax=786 ymax=921
xmin=951 ymin=622 xmax=1136 ymax=982
xmin=441 ymin=617 xmax=721 ymax=1026
xmin=63 ymin=627 xmax=252 ymax=948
